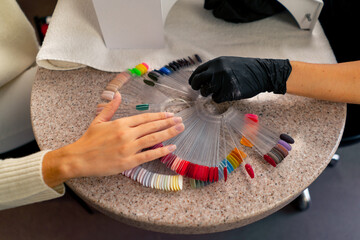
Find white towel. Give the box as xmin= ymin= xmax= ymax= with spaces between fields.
xmin=36 ymin=0 xmax=336 ymax=72
xmin=0 ymin=0 xmax=39 ymax=88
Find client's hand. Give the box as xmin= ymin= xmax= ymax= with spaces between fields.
xmin=42 ymin=92 xmax=184 ymax=187
xmin=189 ymin=56 xmax=292 ymax=103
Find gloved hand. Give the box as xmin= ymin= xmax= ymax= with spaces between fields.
xmin=188 ymin=56 xmax=292 ymax=103
xmin=204 ymin=0 xmax=285 ymax=23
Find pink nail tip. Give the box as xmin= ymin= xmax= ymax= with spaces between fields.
xmin=141 ymin=62 xmax=149 ymax=69
xmin=245 ymin=114 xmax=259 ymax=122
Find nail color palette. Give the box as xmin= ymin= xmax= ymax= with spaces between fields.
xmin=97 ymin=54 xmax=295 ymax=191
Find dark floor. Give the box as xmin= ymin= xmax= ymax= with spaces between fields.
xmin=1 ymin=140 xmax=359 ymax=240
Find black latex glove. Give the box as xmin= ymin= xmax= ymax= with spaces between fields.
xmin=204 ymin=0 xmax=285 ymax=23
xmin=188 ymin=56 xmax=292 ymax=103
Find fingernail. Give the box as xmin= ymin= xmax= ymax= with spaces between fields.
xmin=175 ymin=123 xmax=185 ymax=132
xmin=101 ymin=90 xmax=115 ymax=101
xmin=165 ymin=112 xmax=174 ymax=118
xmin=167 ymin=145 xmax=176 ymax=152
xmin=174 ymin=117 xmax=182 ymax=124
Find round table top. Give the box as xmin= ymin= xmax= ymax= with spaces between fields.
xmin=31 ymin=67 xmax=346 ymax=234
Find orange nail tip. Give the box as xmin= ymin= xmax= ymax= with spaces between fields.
xmin=240 ymin=136 xmax=254 ymax=147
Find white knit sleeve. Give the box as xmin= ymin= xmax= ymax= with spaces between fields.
xmin=0 ymin=150 xmax=65 ymax=210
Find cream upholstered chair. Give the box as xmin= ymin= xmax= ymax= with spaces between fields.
xmin=0 ymin=0 xmax=39 ymax=154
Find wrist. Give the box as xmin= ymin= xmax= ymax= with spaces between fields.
xmin=42 ymin=145 xmax=77 ymax=188
xmin=261 ymin=58 xmax=292 ymax=94
xmin=272 ymin=59 xmax=292 ymax=94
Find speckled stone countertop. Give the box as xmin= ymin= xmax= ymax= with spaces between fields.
xmin=31 ymin=67 xmax=346 ymax=234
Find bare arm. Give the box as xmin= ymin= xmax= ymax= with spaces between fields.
xmin=287 ymin=61 xmax=360 ymax=104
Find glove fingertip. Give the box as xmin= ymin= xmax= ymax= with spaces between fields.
xmin=200 ymin=87 xmax=211 ymax=97
xmin=191 ymin=72 xmax=210 ymax=90
xmin=212 ymin=93 xmax=223 ymax=103
xmin=188 ymin=72 xmax=195 ymax=85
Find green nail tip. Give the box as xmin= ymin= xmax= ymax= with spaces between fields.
xmin=143 ymin=79 xmax=155 ymax=87
xmin=132 ymin=68 xmax=141 ymax=76
xmin=136 ymin=104 xmax=149 ymax=111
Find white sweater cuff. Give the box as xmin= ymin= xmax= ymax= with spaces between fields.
xmin=0 ymin=150 xmax=65 ymax=210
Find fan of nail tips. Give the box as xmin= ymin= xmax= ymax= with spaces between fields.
xmin=122 ymin=143 xmax=183 ymax=191
xmin=97 ymin=55 xmax=295 ymax=190
xmin=138 ymin=55 xmax=295 ymax=185
xmin=186 ymin=106 xmax=295 ymax=189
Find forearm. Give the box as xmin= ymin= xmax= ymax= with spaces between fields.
xmin=287 ymin=61 xmax=360 ymax=104
xmin=1 ymin=151 xmax=65 ymax=210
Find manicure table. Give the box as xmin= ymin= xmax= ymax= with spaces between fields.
xmin=31 ymin=0 xmax=346 ymax=234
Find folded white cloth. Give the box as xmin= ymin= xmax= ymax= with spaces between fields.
xmin=36 ymin=0 xmax=336 ymax=72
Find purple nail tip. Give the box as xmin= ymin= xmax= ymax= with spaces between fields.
xmin=278 ymin=139 xmax=292 ymax=151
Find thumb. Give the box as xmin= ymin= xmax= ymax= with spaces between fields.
xmin=93 ymin=92 xmax=121 ymax=124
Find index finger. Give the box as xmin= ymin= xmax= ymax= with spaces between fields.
xmin=120 ymin=112 xmax=175 ymax=127
xmin=188 ymin=62 xmax=209 ymax=85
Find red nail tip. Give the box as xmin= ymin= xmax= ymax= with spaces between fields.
xmin=186 ymin=163 xmax=192 ymax=178
xmin=224 ymin=167 xmax=228 ymax=182
xmin=213 ymin=167 xmax=216 ymax=182
xmin=209 ymin=167 xmax=214 ymax=183
xmin=160 ymin=156 xmax=166 ymax=163
xmin=176 ymin=160 xmax=184 ymax=174
xmin=215 ymin=167 xmax=219 ymax=182
xmin=196 ymin=165 xmax=201 ymax=181
xmin=264 ymin=154 xmax=277 ymax=167
xmin=178 ymin=160 xmax=184 ymax=175
xmin=164 ymin=156 xmax=171 ymax=163
xmin=194 ymin=164 xmax=199 ymax=180
xmin=174 ymin=159 xmax=180 ymax=172
xmin=245 ymin=113 xmax=259 ymax=122
xmin=180 ymin=160 xmax=189 ymax=176
xmin=160 ymin=153 xmax=170 ymax=163
xmin=186 ymin=163 xmax=193 ymax=177
xmin=189 ymin=163 xmax=195 ymax=178
xmin=187 ymin=163 xmax=192 ymax=178
xmin=205 ymin=166 xmax=210 ymax=182
xmin=245 ymin=164 xmax=254 ymax=178
xmin=201 ymin=166 xmax=205 ymax=181
xmin=152 ymin=143 xmax=163 ymax=149
xmin=212 ymin=167 xmax=216 ymax=182
xmin=166 ymin=155 xmax=177 ymax=168
xmin=190 ymin=163 xmax=196 ymax=179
